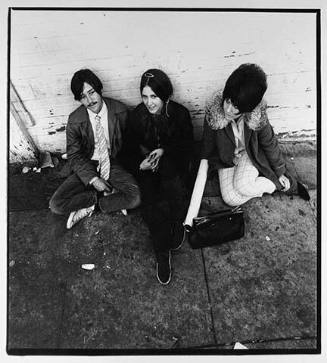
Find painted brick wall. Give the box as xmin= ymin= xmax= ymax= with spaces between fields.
xmin=10 ymin=10 xmax=316 ymax=155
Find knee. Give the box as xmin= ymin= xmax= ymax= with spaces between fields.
xmin=128 ymin=193 xmax=141 ymax=209
xmin=234 ymin=178 xmax=252 ymax=197
xmin=126 ymin=184 xmax=141 ymax=209
xmin=221 ymin=188 xmax=242 ymax=207
xmin=221 ymin=194 xmax=238 ymax=207
xmin=49 ymin=195 xmax=65 ymax=215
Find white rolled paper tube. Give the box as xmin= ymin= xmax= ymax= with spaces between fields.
xmin=184 ymin=159 xmax=209 ymax=228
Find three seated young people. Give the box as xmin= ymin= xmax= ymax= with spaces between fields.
xmin=49 ymin=64 xmax=308 ymax=285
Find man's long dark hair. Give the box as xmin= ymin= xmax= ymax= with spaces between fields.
xmin=71 ymin=69 xmax=103 ymax=101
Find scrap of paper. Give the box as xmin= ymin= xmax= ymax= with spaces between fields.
xmin=234 ymin=342 xmax=248 ymax=349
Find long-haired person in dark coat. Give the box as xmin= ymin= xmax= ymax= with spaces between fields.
xmin=123 ymin=69 xmax=194 ymax=285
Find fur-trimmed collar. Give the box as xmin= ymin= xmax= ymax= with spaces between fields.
xmin=205 ymin=90 xmax=268 ymax=130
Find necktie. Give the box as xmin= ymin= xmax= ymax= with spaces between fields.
xmin=95 ymin=115 xmax=110 ymax=180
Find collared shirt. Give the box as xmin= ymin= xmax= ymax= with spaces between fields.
xmin=231 ymin=116 xmax=245 ymax=156
xmin=87 ymin=101 xmax=110 ymax=161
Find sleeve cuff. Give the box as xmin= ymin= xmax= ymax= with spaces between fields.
xmin=89 ymin=176 xmax=99 ymax=185
xmin=275 ymin=164 xmax=286 ymax=177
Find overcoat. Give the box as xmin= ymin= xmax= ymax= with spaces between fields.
xmin=66 ymin=97 xmax=128 ymax=185
xmin=124 ymin=100 xmax=194 ymax=176
xmin=201 ymin=91 xmax=291 ymax=191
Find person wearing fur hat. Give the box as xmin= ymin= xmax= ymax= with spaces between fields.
xmin=201 ymin=63 xmax=309 ymax=206
xmin=122 ymin=69 xmax=194 ymax=285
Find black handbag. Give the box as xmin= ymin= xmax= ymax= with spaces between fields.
xmin=186 ymin=206 xmax=245 ymax=249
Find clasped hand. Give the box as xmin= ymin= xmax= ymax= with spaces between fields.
xmin=139 ymin=148 xmax=164 ymax=172
xmin=92 ymin=177 xmax=112 ymax=193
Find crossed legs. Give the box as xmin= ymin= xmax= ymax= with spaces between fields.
xmin=49 ymin=161 xmax=141 ymax=216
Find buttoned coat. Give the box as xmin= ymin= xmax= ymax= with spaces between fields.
xmin=201 ymin=91 xmax=293 ymax=191
xmin=66 ymin=97 xmax=128 ymax=185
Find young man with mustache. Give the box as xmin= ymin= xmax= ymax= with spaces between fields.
xmin=49 ymin=69 xmax=141 ymax=228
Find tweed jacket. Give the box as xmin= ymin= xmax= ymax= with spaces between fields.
xmin=66 ymin=97 xmax=128 ymax=185
xmin=201 ymin=91 xmax=287 ymax=190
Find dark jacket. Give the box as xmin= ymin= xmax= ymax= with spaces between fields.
xmin=66 ymin=97 xmax=128 ymax=185
xmin=201 ymin=90 xmax=288 ymax=190
xmin=123 ymin=100 xmax=194 ymax=175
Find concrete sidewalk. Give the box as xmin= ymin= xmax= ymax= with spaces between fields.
xmin=7 ymin=142 xmax=318 ymax=352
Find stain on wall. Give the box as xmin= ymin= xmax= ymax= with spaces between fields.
xmin=9 ymin=111 xmax=38 ymax=164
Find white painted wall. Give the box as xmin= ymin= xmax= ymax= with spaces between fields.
xmin=10 ymin=10 xmax=317 ymax=155
xmin=9 ymin=111 xmax=38 ymax=164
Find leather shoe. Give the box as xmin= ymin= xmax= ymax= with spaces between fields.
xmin=156 ymin=251 xmax=171 ymax=285
xmin=297 ymin=182 xmax=310 ymax=201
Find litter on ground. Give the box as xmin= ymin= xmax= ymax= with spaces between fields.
xmin=81 ymin=264 xmax=95 ymax=270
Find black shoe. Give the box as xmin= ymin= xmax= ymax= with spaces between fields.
xmin=156 ymin=251 xmax=171 ymax=285
xmin=297 ymin=182 xmax=310 ymax=201
xmin=170 ymin=222 xmax=186 ymax=251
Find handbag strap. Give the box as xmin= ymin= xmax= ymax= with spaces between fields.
xmin=193 ymin=206 xmax=243 ymax=224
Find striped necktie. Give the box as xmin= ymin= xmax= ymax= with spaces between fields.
xmin=95 ymin=115 xmax=110 ymax=180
